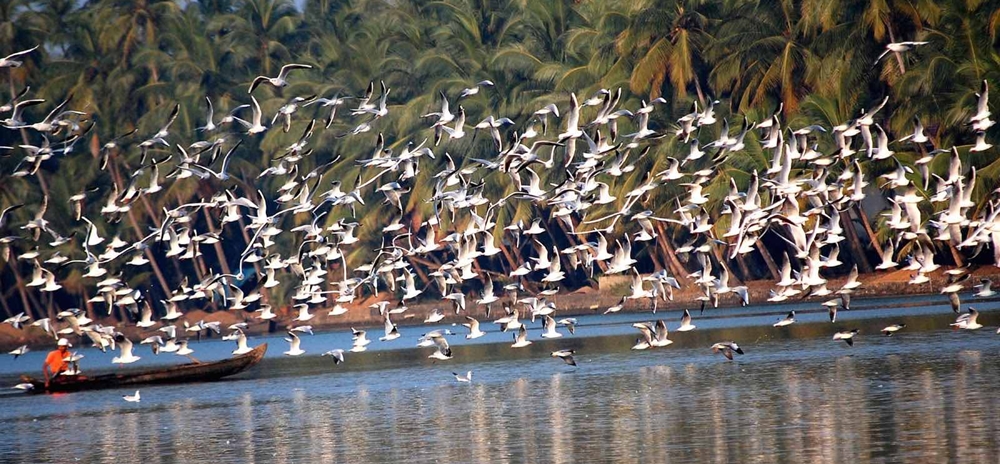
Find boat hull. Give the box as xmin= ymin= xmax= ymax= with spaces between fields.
xmin=22 ymin=343 xmax=267 ymax=394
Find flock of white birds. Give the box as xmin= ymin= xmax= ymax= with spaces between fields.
xmin=0 ymin=41 xmax=998 ymax=384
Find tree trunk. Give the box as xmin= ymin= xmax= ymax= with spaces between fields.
xmin=839 ymin=210 xmax=873 ymax=273
xmin=653 ymin=222 xmax=689 ymax=284
xmin=757 ymin=242 xmax=780 ymax=281
xmin=854 ymin=203 xmax=882 ymax=256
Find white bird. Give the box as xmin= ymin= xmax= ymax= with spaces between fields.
xmin=950 ymin=308 xmax=982 ymax=330
xmin=284 ymin=331 xmax=306 ymax=356
xmin=122 ymin=390 xmax=141 ymax=403
xmin=511 ymin=325 xmax=532 ymax=348
xmin=322 ymin=349 xmax=345 ymax=364
xmin=882 ymin=324 xmax=906 ymax=336
xmin=459 ymin=80 xmax=494 ymax=98
xmin=541 ymin=315 xmax=562 ymax=338
xmin=551 ymin=349 xmax=577 ymax=366
xmin=773 ymin=311 xmax=795 ymax=327
xmin=833 ymin=329 xmax=860 ymax=346
xmin=112 ymin=335 xmax=141 ymax=364
xmin=9 ymin=345 xmax=28 ymax=359
xmin=463 ymin=316 xmax=486 ymax=339
xmin=875 ymin=41 xmax=929 ymax=64
xmin=711 ymin=342 xmax=744 ymax=360
xmin=452 ymin=371 xmax=472 ymax=382
xmin=0 ymin=45 xmax=38 ymax=68
xmin=676 ymin=310 xmax=696 ymax=332
xmin=232 ymin=330 xmax=253 ymax=356
xmin=248 ymin=63 xmax=312 ymax=93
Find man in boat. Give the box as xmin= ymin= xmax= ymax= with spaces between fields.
xmin=43 ymin=338 xmax=72 ymax=389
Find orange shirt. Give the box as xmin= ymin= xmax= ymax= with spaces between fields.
xmin=44 ymin=349 xmax=68 ymax=374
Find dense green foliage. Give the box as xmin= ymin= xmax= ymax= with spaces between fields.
xmin=0 ymin=0 xmax=997 ymax=321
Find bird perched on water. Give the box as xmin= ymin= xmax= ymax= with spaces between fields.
xmin=123 ymin=390 xmax=141 ymax=402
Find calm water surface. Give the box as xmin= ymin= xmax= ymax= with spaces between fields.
xmin=3 ymin=294 xmax=1000 ymax=463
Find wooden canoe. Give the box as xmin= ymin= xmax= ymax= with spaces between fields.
xmin=22 ymin=343 xmax=267 ymax=394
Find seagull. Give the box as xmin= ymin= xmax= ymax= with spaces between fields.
xmin=773 ymin=311 xmax=795 ymax=327
xmin=248 ymin=63 xmax=312 ymax=93
xmin=951 ymin=307 xmax=982 ymax=330
xmin=9 ymin=345 xmax=28 ymax=359
xmin=459 ymin=80 xmax=494 ymax=98
xmin=284 ymin=331 xmax=306 ymax=356
xmin=551 ymin=349 xmax=577 ymax=366
xmin=452 ymin=371 xmax=472 ymax=382
xmin=232 ymin=330 xmax=253 ymax=355
xmin=379 ymin=315 xmax=401 ymax=341
xmin=322 ymin=349 xmax=345 ymax=364
xmin=511 ymin=325 xmax=532 ymax=348
xmin=463 ymin=316 xmax=486 ymax=339
xmin=541 ymin=315 xmax=562 ymax=338
xmin=3 ymin=312 xmax=30 ymax=330
xmin=711 ymin=342 xmax=744 ymax=360
xmin=974 ymin=278 xmax=995 ymax=298
xmin=833 ymin=329 xmax=860 ymax=346
xmin=676 ymin=309 xmax=696 ymax=331
xmin=0 ymin=45 xmax=38 ymax=68
xmin=882 ymin=324 xmax=906 ymax=336
xmin=122 ymin=390 xmax=141 ymax=403
xmin=874 ymin=41 xmax=929 ymax=64
xmin=350 ymin=328 xmax=371 ymax=352
xmin=111 ymin=335 xmax=141 ymax=364
xmin=427 ymin=334 xmax=452 ymax=360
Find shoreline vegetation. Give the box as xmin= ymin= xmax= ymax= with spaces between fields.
xmin=0 ymin=1 xmax=997 ymax=359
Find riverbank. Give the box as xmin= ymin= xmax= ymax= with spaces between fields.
xmin=2 ymin=266 xmax=997 ymax=351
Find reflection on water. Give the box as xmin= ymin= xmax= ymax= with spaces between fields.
xmin=3 ymin=327 xmax=1000 ymax=463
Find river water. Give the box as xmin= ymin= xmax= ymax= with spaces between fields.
xmin=3 ymin=294 xmax=1000 ymax=463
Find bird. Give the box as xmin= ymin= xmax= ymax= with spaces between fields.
xmin=511 ymin=325 xmax=532 ymax=348
xmin=676 ymin=310 xmax=696 ymax=332
xmin=463 ymin=316 xmax=486 ymax=339
xmin=284 ymin=331 xmax=306 ymax=356
xmin=773 ymin=311 xmax=795 ymax=327
xmin=0 ymin=45 xmax=38 ymax=68
xmin=248 ymin=63 xmax=312 ymax=93
xmin=711 ymin=342 xmax=744 ymax=360
xmin=459 ymin=80 xmax=495 ymax=98
xmin=833 ymin=329 xmax=860 ymax=346
xmin=322 ymin=349 xmax=345 ymax=364
xmin=551 ymin=349 xmax=577 ymax=366
xmin=452 ymin=371 xmax=472 ymax=382
xmin=232 ymin=330 xmax=254 ymax=356
xmin=874 ymin=41 xmax=929 ymax=64
xmin=9 ymin=345 xmax=28 ymax=359
xmin=882 ymin=324 xmax=906 ymax=336
xmin=951 ymin=308 xmax=982 ymax=330
xmin=122 ymin=390 xmax=141 ymax=402
xmin=112 ymin=335 xmax=141 ymax=364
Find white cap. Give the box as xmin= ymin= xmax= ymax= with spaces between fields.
xmin=57 ymin=338 xmax=71 ymax=347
